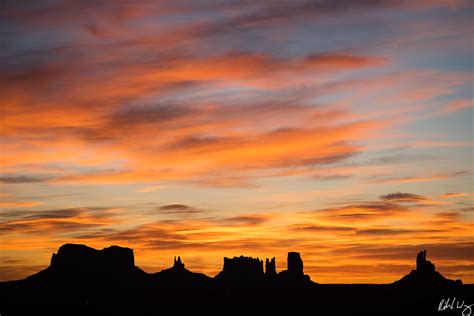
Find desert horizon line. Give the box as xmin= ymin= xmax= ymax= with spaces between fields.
xmin=5 ymin=242 xmax=467 ymax=285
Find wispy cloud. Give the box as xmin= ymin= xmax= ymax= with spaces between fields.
xmin=136 ymin=185 xmax=167 ymax=193
xmin=0 ymin=175 xmax=50 ymax=184
xmin=369 ymin=171 xmax=469 ymax=184
xmin=379 ymin=192 xmax=425 ymax=202
xmin=157 ymin=204 xmax=203 ymax=215
xmin=441 ymin=192 xmax=474 ymax=198
xmin=442 ymin=98 xmax=473 ymax=114
xmin=0 ymin=201 xmax=41 ymax=208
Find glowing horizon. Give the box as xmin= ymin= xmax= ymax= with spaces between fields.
xmin=1 ymin=0 xmax=473 ymax=283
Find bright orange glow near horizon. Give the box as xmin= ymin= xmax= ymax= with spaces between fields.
xmin=1 ymin=0 xmax=473 ymax=284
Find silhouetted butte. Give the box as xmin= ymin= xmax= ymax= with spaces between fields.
xmin=276 ymin=252 xmax=311 ymax=282
xmin=25 ymin=244 xmax=147 ymax=288
xmin=394 ymin=250 xmax=462 ymax=287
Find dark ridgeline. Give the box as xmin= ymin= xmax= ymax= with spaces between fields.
xmin=0 ymin=244 xmax=471 ymax=313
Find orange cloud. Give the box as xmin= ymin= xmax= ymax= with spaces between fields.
xmin=0 ymin=201 xmax=41 ymax=208
xmin=136 ymin=185 xmax=167 ymax=193
xmin=440 ymin=192 xmax=474 ymax=199
xmin=309 ymin=202 xmax=409 ymax=223
xmin=5 ymin=110 xmax=378 ymax=185
xmin=443 ymin=98 xmax=473 ymax=113
xmin=369 ymin=171 xmax=469 ymax=184
xmin=1 ymin=46 xmax=390 ymax=187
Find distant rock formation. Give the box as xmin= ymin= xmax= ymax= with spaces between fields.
xmin=394 ymin=250 xmax=462 ymax=287
xmin=4 ymin=243 xmax=471 ymax=307
xmin=12 ymin=243 xmax=468 ymax=299
xmin=50 ymin=244 xmax=135 ymax=270
xmin=26 ymin=244 xmax=147 ymax=287
xmin=265 ymin=257 xmax=276 ymax=277
xmin=153 ymin=255 xmax=211 ymax=283
xmin=216 ymin=256 xmax=264 ymax=281
xmin=173 ymin=256 xmax=185 ymax=270
xmin=416 ymin=250 xmax=435 ymax=273
xmin=288 ymin=252 xmax=304 ymax=275
xmin=277 ymin=252 xmax=311 ymax=282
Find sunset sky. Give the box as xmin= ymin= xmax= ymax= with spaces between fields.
xmin=1 ymin=0 xmax=473 ymax=283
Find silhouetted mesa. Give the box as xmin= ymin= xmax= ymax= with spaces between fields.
xmin=276 ymin=252 xmax=311 ymax=282
xmin=216 ymin=256 xmax=264 ymax=281
xmin=51 ymin=244 xmax=135 ymax=269
xmin=394 ymin=249 xmax=462 ymax=287
xmin=26 ymin=243 xmax=147 ymax=288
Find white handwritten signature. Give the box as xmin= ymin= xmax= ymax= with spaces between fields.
xmin=439 ymin=297 xmax=473 ymax=316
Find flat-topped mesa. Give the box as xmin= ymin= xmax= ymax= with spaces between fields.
xmin=265 ymin=257 xmax=276 ymax=277
xmin=50 ymin=244 xmax=135 ymax=271
xmin=216 ymin=256 xmax=264 ymax=281
xmin=24 ymin=244 xmax=147 ymax=287
xmin=277 ymin=252 xmax=311 ymax=282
